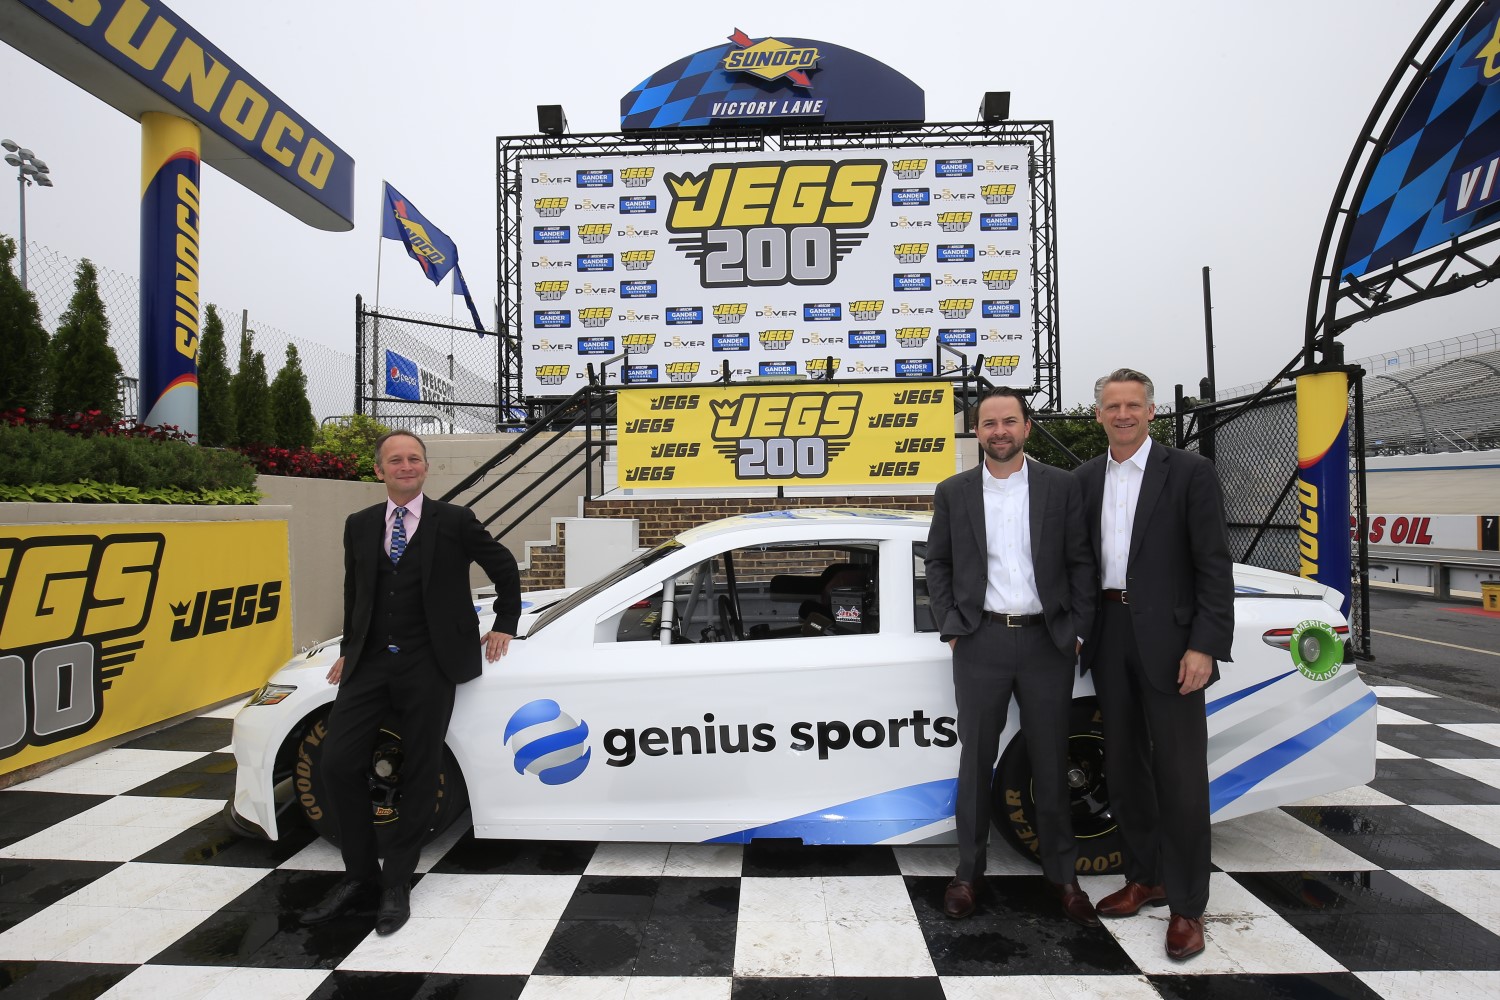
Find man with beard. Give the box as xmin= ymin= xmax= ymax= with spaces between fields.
xmin=924 ymin=387 xmax=1099 ymax=926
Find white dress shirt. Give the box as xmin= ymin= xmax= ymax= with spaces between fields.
xmin=1101 ymin=436 xmax=1152 ymax=590
xmin=982 ymin=459 xmax=1043 ymax=615
xmin=383 ymin=493 xmax=425 ymax=557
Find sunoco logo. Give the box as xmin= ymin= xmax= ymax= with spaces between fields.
xmin=665 ymin=159 xmax=885 ymax=287
xmin=722 ymin=29 xmax=820 ymax=86
xmin=504 ymin=699 xmax=591 ymax=784
xmin=533 ymin=280 xmax=567 ymax=300
xmin=714 ymin=303 xmax=747 ymax=324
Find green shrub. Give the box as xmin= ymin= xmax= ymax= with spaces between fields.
xmin=314 ymin=414 xmax=391 ymax=481
xmin=0 ymin=421 xmax=257 ymax=495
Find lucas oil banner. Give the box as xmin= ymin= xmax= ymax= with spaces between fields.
xmin=520 ymin=146 xmax=1033 ymax=396
xmin=616 ymin=382 xmax=955 ymax=488
xmin=0 ymin=521 xmax=291 ymax=776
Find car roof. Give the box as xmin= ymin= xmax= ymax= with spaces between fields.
xmin=674 ymin=507 xmax=933 ymax=546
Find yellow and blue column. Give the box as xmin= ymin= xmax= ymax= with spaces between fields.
xmin=1295 ymin=370 xmax=1352 ymax=616
xmin=139 ymin=112 xmax=201 ymax=437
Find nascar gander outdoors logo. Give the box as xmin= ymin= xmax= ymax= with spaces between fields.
xmin=710 ymin=391 xmax=860 ymax=480
xmin=504 ymin=699 xmax=591 ymax=785
xmin=665 ymin=160 xmax=886 ymax=288
xmin=722 ymin=29 xmax=819 ymax=87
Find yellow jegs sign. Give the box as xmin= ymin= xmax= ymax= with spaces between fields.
xmin=617 ymin=382 xmax=955 ymax=488
xmin=1 ymin=521 xmax=291 ymax=775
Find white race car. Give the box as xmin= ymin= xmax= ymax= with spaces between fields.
xmin=227 ymin=508 xmax=1375 ymax=873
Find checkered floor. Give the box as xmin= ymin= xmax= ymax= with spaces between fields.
xmin=3 ymin=686 xmax=1499 ymax=1000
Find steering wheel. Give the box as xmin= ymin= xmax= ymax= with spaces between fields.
xmin=718 ymin=593 xmax=744 ymax=641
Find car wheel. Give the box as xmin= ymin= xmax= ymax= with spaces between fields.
xmin=992 ymin=698 xmax=1128 ymax=875
xmin=292 ymin=714 xmax=470 ymax=848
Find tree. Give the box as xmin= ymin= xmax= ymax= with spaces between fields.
xmin=314 ymin=412 xmax=391 ymax=481
xmin=231 ymin=326 xmax=274 ymax=446
xmin=197 ymin=303 xmax=235 ymax=446
xmin=50 ymin=259 xmax=124 ymax=420
xmin=0 ymin=235 xmax=51 ymax=414
xmin=270 ymin=342 xmax=317 ymax=448
xmin=1027 ymin=404 xmax=1174 ymax=469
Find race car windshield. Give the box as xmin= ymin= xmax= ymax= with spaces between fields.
xmin=528 ymin=540 xmax=683 ymax=635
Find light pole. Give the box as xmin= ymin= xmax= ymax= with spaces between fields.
xmin=2 ymin=139 xmax=53 ymax=290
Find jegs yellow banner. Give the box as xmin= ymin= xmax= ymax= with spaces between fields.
xmin=0 ymin=521 xmax=291 ymax=776
xmin=617 ymin=382 xmax=955 ymax=488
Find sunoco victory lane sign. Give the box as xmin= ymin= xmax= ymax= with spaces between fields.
xmin=520 ymin=146 xmax=1032 ymax=397
xmin=616 ymin=382 xmax=955 ymax=488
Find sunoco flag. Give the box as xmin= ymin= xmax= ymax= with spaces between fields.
xmin=381 ymin=182 xmax=486 ymax=334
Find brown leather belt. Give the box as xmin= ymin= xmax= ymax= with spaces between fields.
xmin=1101 ymin=589 xmax=1129 ymax=604
xmin=984 ymin=611 xmax=1044 ymax=627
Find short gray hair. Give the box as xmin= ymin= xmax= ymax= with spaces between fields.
xmin=1093 ymin=368 xmax=1155 ymax=406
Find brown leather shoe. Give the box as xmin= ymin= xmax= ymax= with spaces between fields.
xmin=1166 ymin=913 xmax=1206 ymax=960
xmin=943 ymin=878 xmax=978 ymax=919
xmin=1096 ymin=880 xmax=1167 ymax=917
xmin=1053 ymin=880 xmax=1102 ymax=928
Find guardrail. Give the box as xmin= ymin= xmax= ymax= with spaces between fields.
xmin=1367 ymin=546 xmax=1500 ymax=600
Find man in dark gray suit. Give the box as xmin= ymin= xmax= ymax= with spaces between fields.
xmin=1075 ymin=368 xmax=1234 ymax=961
xmin=926 ymin=387 xmax=1099 ymax=926
xmin=301 ymin=430 xmax=521 ymax=936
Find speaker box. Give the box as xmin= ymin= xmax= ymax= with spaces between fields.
xmin=980 ymin=91 xmax=1011 ymax=123
xmin=537 ymin=105 xmax=568 ymax=135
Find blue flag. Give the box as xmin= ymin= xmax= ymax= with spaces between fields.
xmin=382 ymin=182 xmax=486 ymax=334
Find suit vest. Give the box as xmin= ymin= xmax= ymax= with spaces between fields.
xmin=364 ymin=525 xmax=430 ymax=656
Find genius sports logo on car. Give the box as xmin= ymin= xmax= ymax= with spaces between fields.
xmin=664 ymin=158 xmax=886 ymax=288
xmin=502 ymin=697 xmax=959 ymax=786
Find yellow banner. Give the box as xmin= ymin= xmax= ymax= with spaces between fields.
xmin=617 ymin=382 xmax=955 ymax=488
xmin=1 ymin=521 xmax=291 ymax=775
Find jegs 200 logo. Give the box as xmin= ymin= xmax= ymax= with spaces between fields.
xmin=709 ymin=391 xmax=860 ymax=479
xmin=664 ymin=160 xmax=886 ymax=288
xmin=0 ymin=533 xmax=164 ymax=759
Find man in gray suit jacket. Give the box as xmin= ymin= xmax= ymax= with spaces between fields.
xmin=301 ymin=430 xmax=521 ymax=936
xmin=1075 ymin=368 xmax=1234 ymax=961
xmin=926 ymin=387 xmax=1099 ymax=926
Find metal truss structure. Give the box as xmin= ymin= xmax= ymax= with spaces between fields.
xmin=497 ymin=121 xmax=1061 ymax=414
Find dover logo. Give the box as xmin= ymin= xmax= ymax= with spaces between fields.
xmin=504 ymin=699 xmax=591 ymax=785
xmin=0 ymin=533 xmax=164 ymax=760
xmin=665 ymin=159 xmax=886 ymax=288
xmin=722 ymin=29 xmax=820 ymax=87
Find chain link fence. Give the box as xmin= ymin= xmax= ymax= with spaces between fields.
xmin=13 ymin=236 xmax=355 ymax=423
xmin=355 ymin=299 xmax=507 ymax=433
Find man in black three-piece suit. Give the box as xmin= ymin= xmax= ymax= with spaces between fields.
xmin=301 ymin=430 xmax=521 ymax=936
xmin=1075 ymin=368 xmax=1234 ymax=961
xmin=925 ymin=387 xmax=1101 ymax=927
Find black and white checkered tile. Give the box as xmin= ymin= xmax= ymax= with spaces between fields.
xmin=3 ymin=685 xmax=1499 ymax=999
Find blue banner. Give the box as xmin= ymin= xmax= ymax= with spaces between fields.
xmin=382 ymin=182 xmax=486 ymax=333
xmin=385 ymin=350 xmax=422 ymax=401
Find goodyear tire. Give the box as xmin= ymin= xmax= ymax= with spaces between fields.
xmin=293 ymin=714 xmax=469 ymax=848
xmin=993 ymin=698 xmax=1129 ymax=876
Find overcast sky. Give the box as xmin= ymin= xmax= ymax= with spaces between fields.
xmin=4 ymin=0 xmax=1496 ymax=407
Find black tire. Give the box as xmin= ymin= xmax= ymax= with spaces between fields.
xmin=292 ymin=713 xmax=469 ymax=848
xmin=993 ymin=697 xmax=1128 ymax=876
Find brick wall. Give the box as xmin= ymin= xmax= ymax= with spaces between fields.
xmin=518 ymin=495 xmax=933 ymax=591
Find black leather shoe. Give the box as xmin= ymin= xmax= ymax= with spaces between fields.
xmin=1053 ymin=880 xmax=1102 ymax=928
xmin=301 ymin=878 xmax=370 ymax=926
xmin=943 ymin=878 xmax=978 ymax=919
xmin=375 ymin=883 xmax=411 ymax=936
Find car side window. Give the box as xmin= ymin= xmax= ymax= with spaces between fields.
xmin=671 ymin=543 xmax=880 ymax=643
xmin=913 ymin=542 xmax=937 ymax=633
